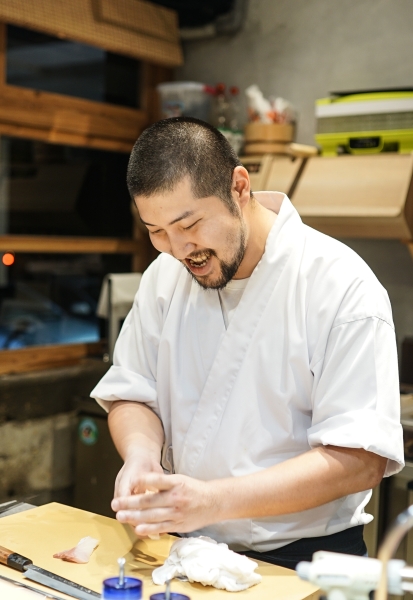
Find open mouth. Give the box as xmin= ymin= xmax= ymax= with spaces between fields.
xmin=185 ymin=250 xmax=213 ymax=272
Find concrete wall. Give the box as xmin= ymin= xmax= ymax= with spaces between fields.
xmin=178 ymin=0 xmax=413 ymax=145
xmin=178 ymin=0 xmax=413 ymax=359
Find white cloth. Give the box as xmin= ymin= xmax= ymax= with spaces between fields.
xmin=91 ymin=192 xmax=404 ymax=552
xmin=152 ymin=536 xmax=261 ymax=592
xmin=218 ymin=278 xmax=249 ymax=328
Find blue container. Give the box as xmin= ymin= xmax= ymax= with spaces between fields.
xmin=102 ymin=576 xmax=143 ymax=599
xmin=150 ymin=594 xmax=190 ymax=600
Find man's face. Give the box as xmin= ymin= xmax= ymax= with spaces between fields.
xmin=136 ymin=177 xmax=247 ymax=290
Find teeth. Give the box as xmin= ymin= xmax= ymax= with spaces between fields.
xmin=188 ymin=252 xmax=210 ymax=265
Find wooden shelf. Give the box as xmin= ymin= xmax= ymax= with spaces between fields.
xmin=0 ymin=235 xmax=142 ymax=254
xmin=0 ymin=84 xmax=147 ymax=152
xmin=0 ymin=341 xmax=105 ymax=375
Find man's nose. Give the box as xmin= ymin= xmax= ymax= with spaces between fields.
xmin=169 ymin=234 xmax=195 ymax=260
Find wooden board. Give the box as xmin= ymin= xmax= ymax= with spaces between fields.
xmin=0 ymin=503 xmax=319 ymax=600
xmin=0 ymin=235 xmax=141 ymax=254
xmin=266 ymin=156 xmax=304 ymax=196
xmin=0 ymin=0 xmax=182 ymax=67
xmin=291 ymin=154 xmax=413 ymax=239
xmin=240 ymin=155 xmax=274 ymax=191
xmin=0 ymin=342 xmax=105 ymax=375
xmin=293 ymin=155 xmax=413 ymax=217
xmin=0 ymin=85 xmax=147 ymax=152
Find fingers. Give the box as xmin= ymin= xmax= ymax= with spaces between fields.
xmin=134 ymin=521 xmax=177 ymax=537
xmin=114 ymin=473 xmax=176 ymax=505
xmin=116 ymin=506 xmax=173 ymax=526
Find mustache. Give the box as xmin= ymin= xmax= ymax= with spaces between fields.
xmin=186 ymin=249 xmax=217 ymax=260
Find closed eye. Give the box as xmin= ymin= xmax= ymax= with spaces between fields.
xmin=183 ymin=219 xmax=202 ymax=230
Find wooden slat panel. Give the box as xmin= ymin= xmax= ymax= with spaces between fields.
xmin=0 ymin=235 xmax=141 ymax=253
xmin=0 ymin=0 xmax=183 ymax=67
xmin=0 ymin=85 xmax=146 ymax=150
xmin=96 ymin=0 xmax=179 ymax=43
xmin=266 ymin=156 xmax=304 ymax=196
xmin=293 ymin=155 xmax=413 ymax=217
xmin=301 ymin=215 xmax=412 ymax=239
xmin=0 ymin=342 xmax=105 ymax=375
xmin=240 ymin=154 xmax=274 ymax=191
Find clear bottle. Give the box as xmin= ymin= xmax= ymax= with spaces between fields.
xmin=210 ymin=83 xmax=229 ymax=131
xmin=226 ymin=86 xmax=244 ymax=154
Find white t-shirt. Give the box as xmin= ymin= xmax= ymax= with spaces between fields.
xmin=218 ymin=278 xmax=250 ymax=329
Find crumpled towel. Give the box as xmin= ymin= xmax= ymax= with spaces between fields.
xmin=152 ymin=536 xmax=262 ymax=592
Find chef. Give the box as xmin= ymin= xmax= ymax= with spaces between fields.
xmin=91 ymin=117 xmax=404 ymax=569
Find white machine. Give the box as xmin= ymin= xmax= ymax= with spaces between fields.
xmin=97 ymin=272 xmax=142 ymax=361
xmin=296 ymin=506 xmax=413 ymax=600
xmin=297 ymin=552 xmax=411 ymax=600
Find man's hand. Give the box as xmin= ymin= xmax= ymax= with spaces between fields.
xmin=108 ymin=400 xmax=165 ymax=499
xmin=112 ymin=473 xmax=220 ymax=537
xmin=111 ymin=445 xmax=386 ymax=537
xmin=114 ymin=450 xmax=165 ymax=498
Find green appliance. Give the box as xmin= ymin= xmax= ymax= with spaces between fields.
xmin=315 ymin=89 xmax=413 ymax=156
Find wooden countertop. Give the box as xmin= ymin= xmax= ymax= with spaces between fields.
xmin=0 ymin=503 xmax=319 ymax=600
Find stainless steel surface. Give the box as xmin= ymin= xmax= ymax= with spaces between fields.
xmin=24 ymin=565 xmax=100 ymax=600
xmin=0 ymin=572 xmax=67 ymax=599
xmin=0 ymin=501 xmax=36 ymax=518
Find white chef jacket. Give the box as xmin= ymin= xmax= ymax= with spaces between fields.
xmin=91 ymin=192 xmax=404 ymax=552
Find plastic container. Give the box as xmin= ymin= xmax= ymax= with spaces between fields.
xmin=102 ymin=576 xmax=143 ymax=599
xmin=150 ymin=593 xmax=190 ymax=600
xmin=157 ymin=82 xmax=211 ymax=121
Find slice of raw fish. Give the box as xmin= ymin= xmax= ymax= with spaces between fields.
xmin=53 ymin=536 xmax=99 ymax=564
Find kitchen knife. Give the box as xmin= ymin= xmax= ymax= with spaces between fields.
xmin=0 ymin=572 xmax=67 ymax=600
xmin=0 ymin=544 xmax=100 ymax=600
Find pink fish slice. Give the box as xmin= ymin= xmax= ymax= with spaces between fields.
xmin=53 ymin=536 xmax=99 ymax=564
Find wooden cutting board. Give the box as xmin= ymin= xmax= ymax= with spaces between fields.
xmin=0 ymin=503 xmax=319 ymax=600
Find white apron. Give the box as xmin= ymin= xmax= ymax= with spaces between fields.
xmin=92 ymin=193 xmax=404 ymax=552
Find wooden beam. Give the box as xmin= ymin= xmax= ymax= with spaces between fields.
xmin=0 ymin=341 xmax=105 ymax=375
xmin=0 ymin=84 xmax=147 ymax=151
xmin=140 ymin=63 xmax=173 ymax=125
xmin=0 ymin=122 xmax=134 ymax=152
xmin=0 ymin=235 xmax=142 ymax=253
xmin=0 ymin=22 xmax=6 ymax=87
xmin=404 ymin=241 xmax=413 ymax=262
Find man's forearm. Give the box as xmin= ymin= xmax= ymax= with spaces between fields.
xmin=108 ymin=400 xmax=164 ymax=461
xmin=210 ymin=445 xmax=387 ymax=522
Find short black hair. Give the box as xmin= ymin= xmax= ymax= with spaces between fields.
xmin=127 ymin=117 xmax=242 ymax=214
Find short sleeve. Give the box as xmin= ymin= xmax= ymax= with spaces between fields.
xmin=307 ymin=316 xmax=404 ymax=477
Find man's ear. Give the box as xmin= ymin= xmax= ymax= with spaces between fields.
xmin=232 ymin=166 xmax=251 ymax=208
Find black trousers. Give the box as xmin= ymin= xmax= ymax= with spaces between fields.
xmin=239 ymin=525 xmax=367 ymax=570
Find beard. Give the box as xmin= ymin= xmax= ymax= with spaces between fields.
xmin=183 ymin=223 xmax=247 ymax=291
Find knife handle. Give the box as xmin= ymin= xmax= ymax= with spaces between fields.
xmin=0 ymin=545 xmax=33 ymax=571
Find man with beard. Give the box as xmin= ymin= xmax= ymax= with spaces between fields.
xmin=91 ymin=117 xmax=403 ymax=569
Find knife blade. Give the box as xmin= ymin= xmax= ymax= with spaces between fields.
xmin=0 ymin=544 xmax=100 ymax=600
xmin=0 ymin=572 xmax=67 ymax=600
